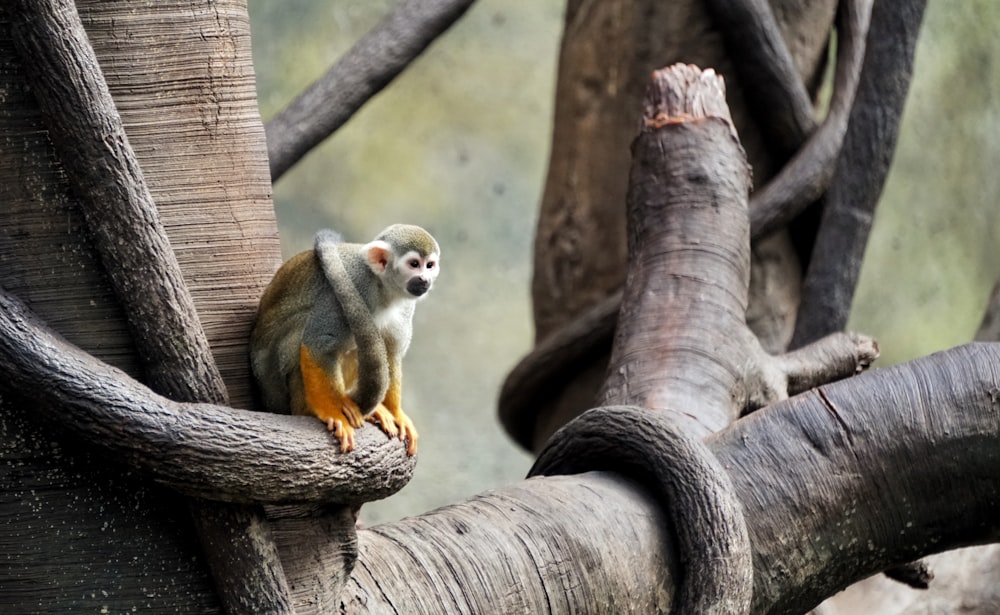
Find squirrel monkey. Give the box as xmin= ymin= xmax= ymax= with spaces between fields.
xmin=250 ymin=224 xmax=440 ymax=455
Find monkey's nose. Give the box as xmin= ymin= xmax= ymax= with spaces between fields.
xmin=407 ymin=278 xmax=430 ymax=297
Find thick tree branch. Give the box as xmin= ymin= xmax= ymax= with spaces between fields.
xmin=344 ymin=343 xmax=1000 ymax=613
xmin=791 ymin=0 xmax=928 ymax=347
xmin=265 ymin=0 xmax=475 ymax=181
xmin=749 ymin=0 xmax=873 ymax=240
xmin=499 ymin=59 xmax=879 ymax=452
xmin=531 ymin=406 xmax=753 ymax=615
xmin=705 ymin=0 xmax=816 ymax=160
xmin=597 ymin=64 xmax=751 ymax=434
xmin=0 ymin=287 xmax=415 ymax=505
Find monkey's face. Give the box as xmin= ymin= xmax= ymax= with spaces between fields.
xmin=397 ymin=250 xmax=439 ymax=299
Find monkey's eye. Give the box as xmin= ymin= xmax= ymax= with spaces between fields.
xmin=408 ymin=259 xmax=420 ymax=269
xmin=426 ymin=261 xmax=435 ymax=270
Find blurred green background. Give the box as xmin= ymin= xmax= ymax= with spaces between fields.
xmin=246 ymin=0 xmax=1000 ymax=524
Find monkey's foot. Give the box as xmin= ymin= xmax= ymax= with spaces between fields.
xmin=367 ymin=405 xmax=418 ymax=455
xmin=311 ymin=400 xmax=364 ymax=453
xmin=324 ymin=417 xmax=357 ymax=453
xmin=392 ymin=409 xmax=419 ymax=456
xmin=367 ymin=404 xmax=399 ymax=439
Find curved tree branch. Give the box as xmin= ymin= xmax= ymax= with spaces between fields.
xmin=749 ymin=0 xmax=873 ymax=240
xmin=341 ymin=343 xmax=1000 ymax=613
xmin=265 ymin=0 xmax=476 ymax=181
xmin=497 ymin=290 xmax=619 ymax=448
xmin=523 ymin=65 xmax=879 ymax=615
xmin=791 ymin=0 xmax=928 ymax=347
xmin=500 ymin=2 xmax=877 ymax=444
xmin=0 ymin=287 xmax=415 ymax=505
xmin=498 ymin=58 xmax=880 ymax=451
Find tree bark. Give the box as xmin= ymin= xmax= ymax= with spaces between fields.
xmin=338 ymin=343 xmax=1000 ymax=614
xmin=0 ymin=2 xmax=278 ymax=611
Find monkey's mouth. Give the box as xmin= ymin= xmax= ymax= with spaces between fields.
xmin=407 ymin=279 xmax=430 ymax=297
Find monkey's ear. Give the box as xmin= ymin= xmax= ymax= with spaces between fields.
xmin=365 ymin=240 xmax=393 ymax=275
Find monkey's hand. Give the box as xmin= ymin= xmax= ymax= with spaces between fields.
xmin=368 ymin=404 xmax=419 ymax=456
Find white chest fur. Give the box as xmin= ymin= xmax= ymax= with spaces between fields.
xmin=374 ymin=299 xmax=413 ymax=336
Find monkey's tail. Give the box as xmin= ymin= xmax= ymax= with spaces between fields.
xmin=314 ymin=229 xmax=389 ymax=414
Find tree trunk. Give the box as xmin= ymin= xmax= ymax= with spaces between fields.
xmin=0 ymin=1 xmax=275 ymax=610
xmin=518 ymin=0 xmax=837 ymax=450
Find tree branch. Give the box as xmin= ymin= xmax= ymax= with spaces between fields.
xmin=791 ymin=0 xmax=928 ymax=347
xmin=10 ymin=0 xmax=227 ymax=405
xmin=265 ymin=0 xmax=475 ymax=181
xmin=342 ymin=343 xmax=1000 ymax=613
xmin=749 ymin=0 xmax=873 ymax=240
xmin=0 ymin=287 xmax=415 ymax=505
xmin=705 ymin=0 xmax=816 ymax=160
xmin=596 ymin=64 xmax=751 ymax=433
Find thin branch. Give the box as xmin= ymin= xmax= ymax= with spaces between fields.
xmin=790 ymin=0 xmax=928 ymax=347
xmin=776 ymin=331 xmax=879 ymax=396
xmin=705 ymin=0 xmax=817 ymax=159
xmin=749 ymin=0 xmax=873 ymax=240
xmin=265 ymin=0 xmax=476 ymax=181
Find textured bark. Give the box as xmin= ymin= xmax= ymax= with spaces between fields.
xmin=8 ymin=3 xmax=290 ymax=612
xmin=531 ymin=406 xmax=753 ymax=615
xmin=531 ymin=0 xmax=835 ymax=342
xmin=334 ymin=344 xmax=1000 ymax=614
xmin=0 ymin=0 xmax=277 ymax=410
xmin=265 ymin=0 xmax=476 ymax=181
xmin=704 ymin=0 xmax=816 ymax=159
xmin=1 ymin=3 xmax=283 ymax=611
xmin=598 ymin=65 xmax=751 ymax=435
xmin=9 ymin=0 xmax=227 ymax=405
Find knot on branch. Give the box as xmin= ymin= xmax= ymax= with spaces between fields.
xmin=529 ymin=405 xmax=754 ymax=614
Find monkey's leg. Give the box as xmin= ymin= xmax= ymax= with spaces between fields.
xmin=369 ymin=359 xmax=418 ymax=455
xmin=299 ymin=344 xmax=364 ymax=452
